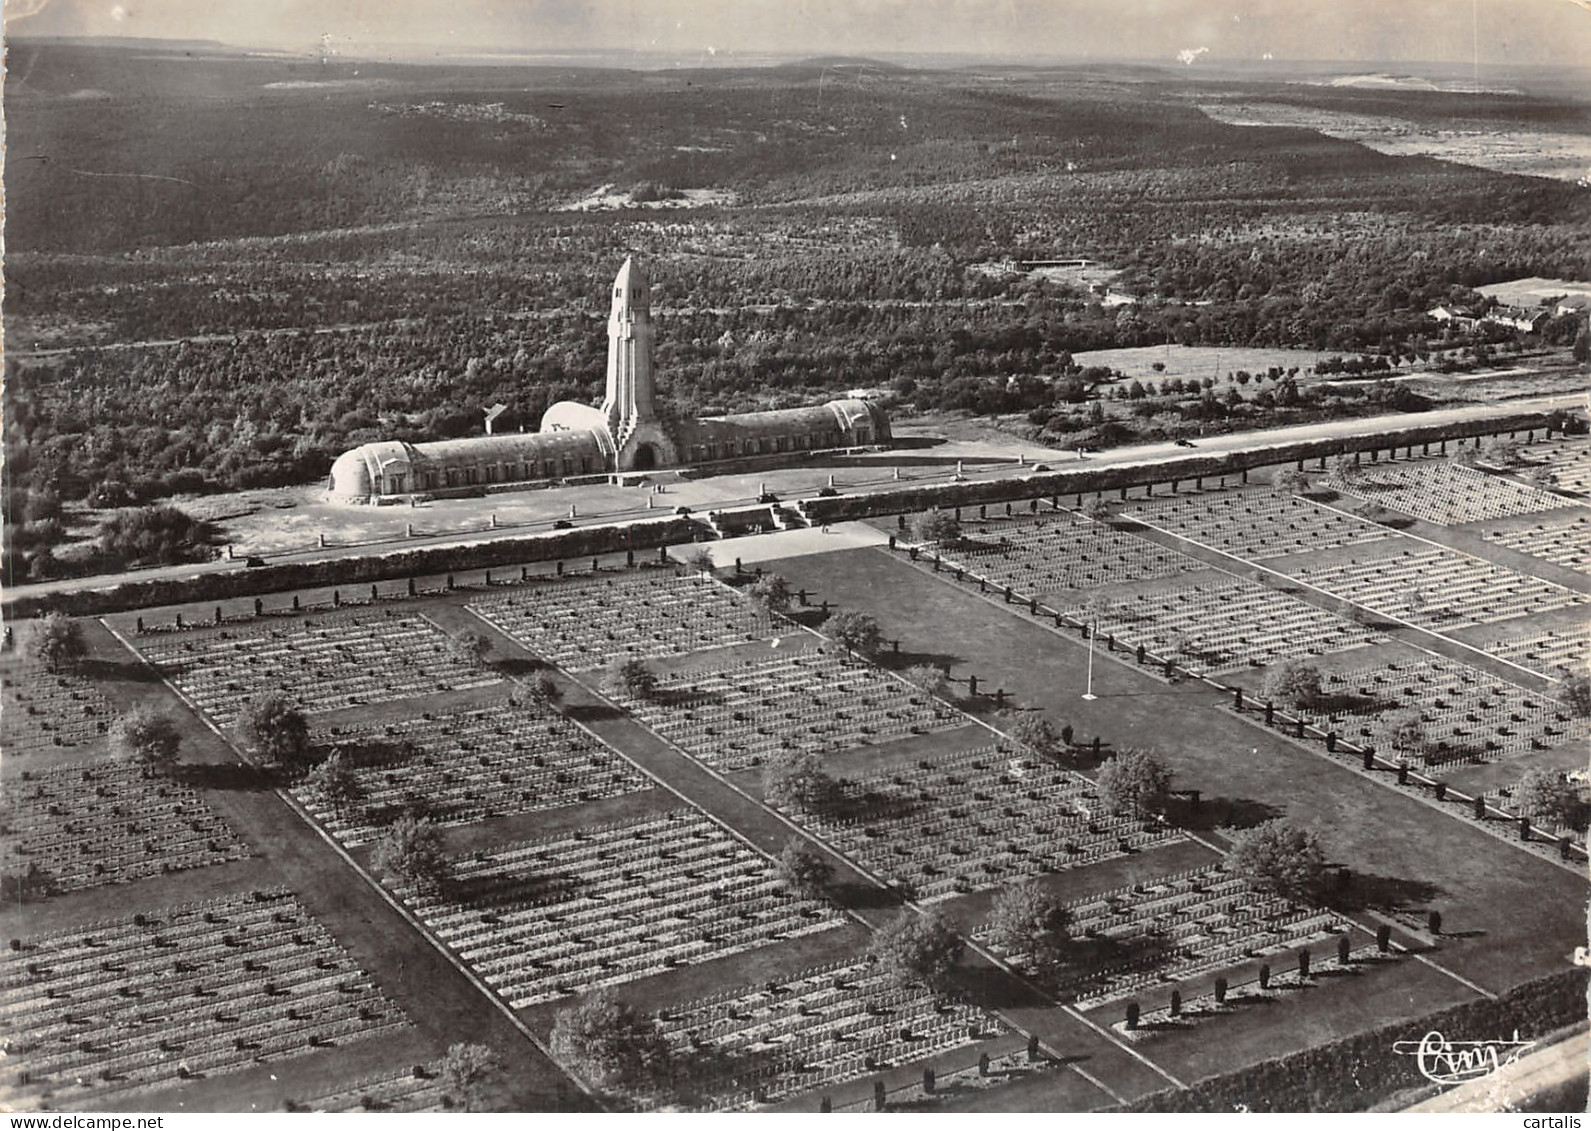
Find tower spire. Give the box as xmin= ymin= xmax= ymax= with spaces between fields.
xmin=602 ymin=256 xmax=658 ymax=443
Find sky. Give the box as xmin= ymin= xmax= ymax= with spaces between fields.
xmin=7 ymin=0 xmax=1591 ymax=69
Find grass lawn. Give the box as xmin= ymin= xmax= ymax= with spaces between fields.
xmin=1072 ymin=345 xmax=1329 ymax=384
xmin=768 ymin=547 xmax=1586 ymax=997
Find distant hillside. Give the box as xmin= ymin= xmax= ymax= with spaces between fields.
xmin=8 ymin=34 xmax=241 ymax=52
xmin=784 ymin=56 xmax=906 ymax=71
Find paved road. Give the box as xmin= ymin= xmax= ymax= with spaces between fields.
xmin=6 ymin=394 xmax=1580 ymax=606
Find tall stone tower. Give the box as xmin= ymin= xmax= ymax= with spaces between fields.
xmin=601 ymin=257 xmax=677 ymax=471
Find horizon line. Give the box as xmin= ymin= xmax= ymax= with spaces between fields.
xmin=8 ymin=33 xmax=1585 ymax=75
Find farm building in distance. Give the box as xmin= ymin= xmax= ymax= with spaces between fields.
xmin=326 ymin=258 xmax=892 ymax=504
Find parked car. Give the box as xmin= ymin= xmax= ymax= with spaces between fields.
xmin=757 ymin=491 xmax=780 ymax=504
xmin=673 ymin=505 xmax=693 ymax=515
xmin=552 ymin=519 xmax=574 ymax=529
xmin=817 ymin=486 xmax=840 ymax=498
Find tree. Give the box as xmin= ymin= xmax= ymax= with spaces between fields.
xmin=306 ymin=750 xmax=365 ymax=816
xmin=549 ymin=989 xmax=672 ymax=1092
xmin=1511 ymin=769 xmax=1585 ymax=830
xmin=1326 ymin=454 xmax=1356 ymax=481
xmin=108 ymin=704 xmax=181 ymax=774
xmin=911 ymin=509 xmax=962 ymax=546
xmin=1081 ymin=497 xmax=1115 ymax=521
xmin=681 ymin=547 xmax=716 ymax=574
xmin=448 ymin=628 xmax=492 ymax=668
xmin=97 ymin=504 xmax=216 ymax=569
xmin=1226 ymin=819 xmax=1326 ymax=899
xmin=235 ymin=692 xmax=312 ymax=767
xmin=1271 ymin=467 xmax=1310 ymax=495
xmin=370 ymin=813 xmax=449 ymax=892
xmin=1006 ymin=712 xmax=1061 ymax=758
xmin=1559 ymin=673 xmax=1591 ymax=718
xmin=1572 ymin=327 xmax=1589 ymax=365
xmin=1262 ymin=660 xmax=1323 ymax=710
xmin=439 ymin=1042 xmax=502 ymax=1113
xmin=1479 ymin=435 xmax=1520 ymax=467
xmin=523 ymin=670 xmax=563 ymax=708
xmin=903 ymin=664 xmax=950 ymax=699
xmin=602 ymin=657 xmax=658 ymax=701
xmin=1082 ymin=590 xmax=1114 ymax=628
xmin=986 ymin=879 xmax=1071 ymax=975
xmin=824 ymin=610 xmax=882 ymax=659
xmin=763 ymin=751 xmax=840 ymax=812
xmin=29 ymin=613 xmax=86 ymax=673
xmin=776 ymin=838 xmax=834 ymax=898
xmin=1095 ymin=749 xmax=1172 ymax=819
xmin=1377 ymin=709 xmax=1428 ymax=758
xmin=746 ymin=573 xmax=793 ymax=615
xmin=868 ymin=909 xmax=964 ymax=995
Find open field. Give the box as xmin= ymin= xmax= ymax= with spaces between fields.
xmin=1071 ymin=345 xmax=1329 ymax=384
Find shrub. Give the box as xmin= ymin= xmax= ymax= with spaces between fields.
xmin=1095 ymin=748 xmax=1172 ymax=818
xmin=1006 ymin=712 xmax=1061 ymax=758
xmin=911 ymin=509 xmax=962 ymax=546
xmin=746 ymin=573 xmax=793 ymax=615
xmin=370 ymin=813 xmax=449 ymax=892
xmin=1559 ymin=673 xmax=1591 ymax=718
xmin=235 ymin=692 xmax=312 ymax=767
xmin=1262 ymin=660 xmax=1323 ymax=710
xmin=868 ymin=909 xmax=964 ymax=995
xmin=1226 ymin=818 xmax=1326 ymax=899
xmin=763 ymin=751 xmax=840 ymax=812
xmin=28 ymin=613 xmax=86 ymax=672
xmin=903 ymin=664 xmax=950 ymax=699
xmin=550 ymin=989 xmax=672 ymax=1092
xmin=986 ymin=878 xmax=1070 ymax=976
xmin=447 ymin=629 xmax=493 ymax=668
xmin=602 ymin=657 xmax=658 ymax=701
xmin=776 ymin=838 xmax=834 ymax=898
xmin=824 ymin=610 xmax=883 ymax=659
xmin=108 ymin=704 xmax=182 ymax=773
xmin=1510 ymin=768 xmax=1586 ymax=830
xmin=306 ymin=750 xmax=365 ymax=816
xmin=97 ymin=504 xmax=217 ymax=569
xmin=439 ymin=1042 xmax=502 ymax=1113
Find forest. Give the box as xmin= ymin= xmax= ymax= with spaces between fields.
xmin=6 ymin=41 xmax=1591 ymax=580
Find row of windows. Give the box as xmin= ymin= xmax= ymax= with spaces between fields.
xmin=685 ymin=429 xmax=871 ymax=463
xmin=376 ymin=455 xmax=595 ymax=495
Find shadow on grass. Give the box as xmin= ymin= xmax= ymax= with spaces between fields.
xmin=948 ymin=963 xmax=1041 ymax=1011
xmin=1176 ymin=796 xmax=1285 ymax=832
xmin=493 ymin=657 xmax=555 ymax=679
xmin=443 ymin=870 xmax=585 ymax=908
xmin=174 ymin=761 xmax=273 ymax=792
xmin=829 ymin=880 xmax=906 ymax=913
xmin=81 ymin=657 xmax=166 ymax=684
xmin=878 ymin=649 xmax=964 ymax=673
xmin=1311 ymin=690 xmax=1394 ymax=715
xmin=1324 ymin=871 xmax=1445 ymax=915
xmin=566 ymin=702 xmax=629 ymax=724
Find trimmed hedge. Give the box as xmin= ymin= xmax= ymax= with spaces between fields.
xmin=802 ymin=412 xmax=1559 ymax=525
xmin=2 ymin=411 xmax=1560 ymax=619
xmin=6 ymin=517 xmax=702 ymax=619
xmin=1118 ymin=967 xmax=1589 ymax=1113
